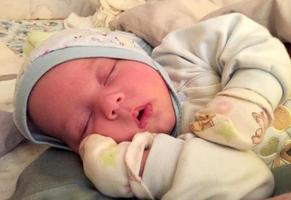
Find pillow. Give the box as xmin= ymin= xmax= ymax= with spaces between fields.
xmin=203 ymin=0 xmax=291 ymax=44
xmin=110 ymin=0 xmax=240 ymax=46
xmin=0 ymin=0 xmax=95 ymax=20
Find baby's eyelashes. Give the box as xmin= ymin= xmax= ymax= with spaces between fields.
xmin=97 ymin=60 xmax=117 ymax=86
xmin=103 ymin=65 xmax=115 ymax=86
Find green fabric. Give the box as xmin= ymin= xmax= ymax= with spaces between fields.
xmin=23 ymin=31 xmax=57 ymax=56
xmin=272 ymin=164 xmax=291 ymax=196
xmin=10 ymin=147 xmax=290 ymax=199
xmin=10 ymin=147 xmax=135 ymax=200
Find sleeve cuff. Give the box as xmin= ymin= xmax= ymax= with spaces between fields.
xmin=223 ymin=69 xmax=283 ymax=110
xmin=142 ymin=134 xmax=184 ymax=198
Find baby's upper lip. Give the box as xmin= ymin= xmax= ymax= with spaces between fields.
xmin=133 ymin=103 xmax=153 ymax=129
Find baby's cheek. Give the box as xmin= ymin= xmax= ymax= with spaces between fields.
xmin=63 ymin=135 xmax=83 ymax=153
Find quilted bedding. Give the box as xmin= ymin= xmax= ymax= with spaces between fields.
xmin=0 ymin=19 xmax=63 ymax=55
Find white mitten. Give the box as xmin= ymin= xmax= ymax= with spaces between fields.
xmin=190 ymin=95 xmax=270 ymax=150
xmin=79 ymin=132 xmax=155 ymax=199
xmin=125 ymin=132 xmax=155 ymax=199
xmin=79 ymin=134 xmax=133 ymax=197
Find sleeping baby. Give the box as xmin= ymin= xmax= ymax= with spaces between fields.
xmin=13 ymin=13 xmax=291 ymax=199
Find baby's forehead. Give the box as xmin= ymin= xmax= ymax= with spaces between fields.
xmin=48 ymin=57 xmax=116 ymax=72
xmin=57 ymin=57 xmax=118 ymax=66
xmin=38 ymin=57 xmax=145 ymax=85
xmin=53 ymin=57 xmax=150 ymax=70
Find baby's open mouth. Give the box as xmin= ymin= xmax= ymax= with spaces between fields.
xmin=137 ymin=109 xmax=145 ymax=121
xmin=134 ymin=103 xmax=153 ymax=129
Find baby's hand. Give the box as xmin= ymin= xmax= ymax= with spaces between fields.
xmin=79 ymin=132 xmax=155 ymax=199
xmin=79 ymin=134 xmax=133 ymax=198
xmin=190 ymin=95 xmax=270 ymax=150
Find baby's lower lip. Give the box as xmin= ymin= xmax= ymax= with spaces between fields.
xmin=134 ymin=103 xmax=153 ymax=129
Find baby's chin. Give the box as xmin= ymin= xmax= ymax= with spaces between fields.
xmin=99 ymin=131 xmax=137 ymax=143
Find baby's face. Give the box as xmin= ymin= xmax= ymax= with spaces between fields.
xmin=28 ymin=58 xmax=175 ymax=152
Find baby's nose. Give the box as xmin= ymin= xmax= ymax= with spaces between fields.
xmin=102 ymin=92 xmax=124 ymax=120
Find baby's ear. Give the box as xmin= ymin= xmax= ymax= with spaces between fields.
xmin=23 ymin=31 xmax=59 ymax=56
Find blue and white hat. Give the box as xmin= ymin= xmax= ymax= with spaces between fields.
xmin=13 ymin=29 xmax=181 ymax=150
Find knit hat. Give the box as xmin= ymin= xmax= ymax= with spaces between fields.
xmin=13 ymin=29 xmax=181 ymax=150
